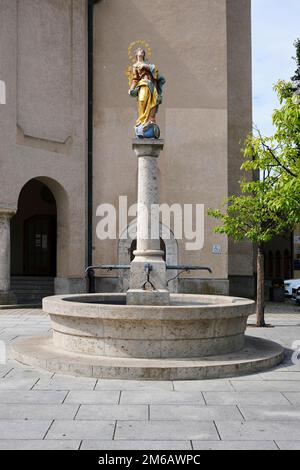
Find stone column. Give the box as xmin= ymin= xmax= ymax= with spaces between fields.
xmin=0 ymin=208 xmax=16 ymax=305
xmin=127 ymin=139 xmax=170 ymax=306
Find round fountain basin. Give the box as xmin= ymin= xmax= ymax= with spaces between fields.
xmin=43 ymin=293 xmax=255 ymax=359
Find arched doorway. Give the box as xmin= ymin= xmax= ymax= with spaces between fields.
xmin=11 ymin=179 xmax=57 ymax=303
xmin=11 ymin=179 xmax=57 ymax=276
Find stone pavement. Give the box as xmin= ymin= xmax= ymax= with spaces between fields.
xmin=0 ymin=302 xmax=299 ymax=450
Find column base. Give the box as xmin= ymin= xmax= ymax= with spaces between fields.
xmin=0 ymin=291 xmax=17 ymax=306
xmin=127 ymin=289 xmax=170 ymax=306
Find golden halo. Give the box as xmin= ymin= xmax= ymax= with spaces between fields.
xmin=128 ymin=40 xmax=152 ymax=63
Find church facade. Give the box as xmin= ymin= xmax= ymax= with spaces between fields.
xmin=0 ymin=0 xmax=254 ymax=304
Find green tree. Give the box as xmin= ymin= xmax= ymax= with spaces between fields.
xmin=209 ymin=41 xmax=300 ymax=326
xmin=242 ymin=89 xmax=300 ymax=224
xmin=242 ymin=40 xmax=300 ymax=221
xmin=208 ymin=172 xmax=295 ymax=327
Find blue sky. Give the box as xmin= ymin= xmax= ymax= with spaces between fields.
xmin=252 ymin=0 xmax=300 ymax=135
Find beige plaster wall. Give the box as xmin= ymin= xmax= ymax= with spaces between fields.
xmin=0 ymin=0 xmax=87 ymax=279
xmin=227 ymin=0 xmax=254 ymax=277
xmin=93 ymin=0 xmax=252 ymax=281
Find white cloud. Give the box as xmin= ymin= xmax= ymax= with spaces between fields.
xmin=252 ymin=0 xmax=300 ymax=134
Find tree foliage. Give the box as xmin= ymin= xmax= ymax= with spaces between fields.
xmin=208 ymin=40 xmax=300 ymax=326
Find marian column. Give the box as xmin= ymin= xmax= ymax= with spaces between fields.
xmin=126 ymin=43 xmax=169 ymax=305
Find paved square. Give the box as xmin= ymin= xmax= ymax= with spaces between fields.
xmin=0 ymin=302 xmax=299 ymax=450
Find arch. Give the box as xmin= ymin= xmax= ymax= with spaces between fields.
xmin=118 ymin=220 xmax=179 ymax=292
xmin=12 ymin=177 xmax=69 ymax=279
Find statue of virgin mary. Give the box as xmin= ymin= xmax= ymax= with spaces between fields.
xmin=128 ymin=47 xmax=165 ymax=139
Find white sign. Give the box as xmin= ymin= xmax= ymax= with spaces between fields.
xmin=212 ymin=244 xmax=221 ymax=254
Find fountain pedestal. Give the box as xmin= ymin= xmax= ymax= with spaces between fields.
xmin=127 ymin=139 xmax=170 ymax=306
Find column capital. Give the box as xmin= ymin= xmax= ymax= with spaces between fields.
xmin=132 ymin=138 xmax=164 ymax=158
xmin=0 ymin=206 xmax=17 ymax=218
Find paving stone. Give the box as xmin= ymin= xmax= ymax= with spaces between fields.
xmin=34 ymin=376 xmax=97 ymax=391
xmin=120 ymin=391 xmax=205 ymax=405
xmin=150 ymin=405 xmax=242 ymax=421
xmin=0 ymin=334 xmax=20 ymax=342
xmin=192 ymin=440 xmax=278 ymax=450
xmin=173 ymin=380 xmax=233 ymax=392
xmin=65 ymin=391 xmax=120 ymax=404
xmin=260 ymin=372 xmax=300 ymax=381
xmin=203 ymin=391 xmax=290 ymax=405
xmin=95 ymin=380 xmax=173 ymax=391
xmin=239 ymin=405 xmax=300 ymax=421
xmin=283 ymin=393 xmax=300 ymax=405
xmin=275 ymin=441 xmax=300 ymax=450
xmin=0 ymin=377 xmax=39 ymax=390
xmin=224 ymin=374 xmax=263 ymax=381
xmin=0 ymin=366 xmax=13 ymax=378
xmin=0 ymin=420 xmax=51 ymax=439
xmin=215 ymin=420 xmax=300 ymax=441
xmin=46 ymin=420 xmax=115 ymax=440
xmin=0 ymin=390 xmax=67 ymax=404
xmin=77 ymin=404 xmax=148 ymax=421
xmin=81 ymin=440 xmax=192 ymax=450
xmin=0 ymin=440 xmax=80 ymax=450
xmin=115 ymin=420 xmax=219 ymax=441
xmin=0 ymin=404 xmax=78 ymax=420
xmin=231 ymin=381 xmax=300 ymax=392
xmin=5 ymin=369 xmax=52 ymax=380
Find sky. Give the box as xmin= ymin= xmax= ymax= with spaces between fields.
xmin=252 ymin=0 xmax=300 ymax=135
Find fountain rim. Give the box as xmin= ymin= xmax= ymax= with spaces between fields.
xmin=43 ymin=293 xmax=255 ymax=321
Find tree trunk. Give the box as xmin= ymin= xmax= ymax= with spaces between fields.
xmin=256 ymin=243 xmax=266 ymax=327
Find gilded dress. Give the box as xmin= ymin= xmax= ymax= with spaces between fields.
xmin=129 ymin=61 xmax=165 ymax=137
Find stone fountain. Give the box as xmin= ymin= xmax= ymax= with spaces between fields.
xmin=11 ymin=46 xmax=284 ymax=379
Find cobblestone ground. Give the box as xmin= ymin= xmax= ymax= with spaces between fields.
xmin=0 ymin=301 xmax=299 ymax=450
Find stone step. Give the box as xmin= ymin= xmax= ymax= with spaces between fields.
xmin=11 ymin=277 xmax=54 ymax=284
xmin=10 ymin=277 xmax=54 ymax=305
xmin=10 ymin=287 xmax=54 ymax=292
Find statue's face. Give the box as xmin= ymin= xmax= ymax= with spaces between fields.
xmin=136 ymin=49 xmax=145 ymax=61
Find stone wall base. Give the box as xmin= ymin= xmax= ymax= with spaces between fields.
xmin=54 ymin=277 xmax=87 ymax=295
xmin=178 ymin=279 xmax=229 ymax=296
xmin=229 ymin=275 xmax=255 ymax=299
xmin=0 ymin=291 xmax=17 ymax=305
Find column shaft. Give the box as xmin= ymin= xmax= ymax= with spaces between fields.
xmin=136 ymin=155 xmax=160 ymax=253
